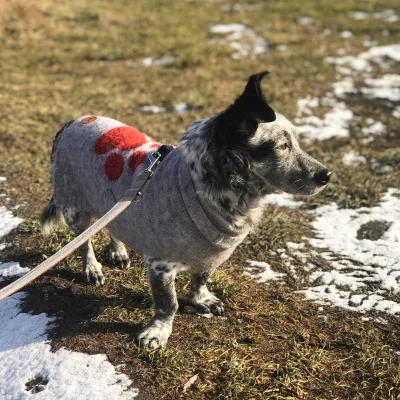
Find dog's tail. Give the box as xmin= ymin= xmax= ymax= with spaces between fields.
xmin=40 ymin=197 xmax=65 ymax=235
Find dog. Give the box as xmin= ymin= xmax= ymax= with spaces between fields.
xmin=41 ymin=71 xmax=331 ymax=349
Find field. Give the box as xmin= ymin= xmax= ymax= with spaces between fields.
xmin=0 ymin=0 xmax=399 ymax=398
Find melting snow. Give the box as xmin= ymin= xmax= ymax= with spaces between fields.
xmin=134 ymin=103 xmax=189 ymax=115
xmin=349 ymin=11 xmax=369 ymax=20
xmin=0 ymin=262 xmax=29 ymax=283
xmin=296 ymin=16 xmax=314 ymax=26
xmin=142 ymin=55 xmax=175 ymax=67
xmin=340 ymin=31 xmax=353 ymax=39
xmin=0 ymin=189 xmax=138 ymax=399
xmin=138 ymin=105 xmax=167 ymax=114
xmin=0 ymin=206 xmax=23 ymax=241
xmin=245 ymin=260 xmax=285 ymax=283
xmin=264 ymin=192 xmax=304 ymax=208
xmin=342 ymin=151 xmax=367 ymax=165
xmin=209 ymin=23 xmax=246 ymax=34
xmin=295 ymin=44 xmax=400 ymax=142
xmin=209 ymin=23 xmax=268 ymax=59
xmin=174 ymin=102 xmax=189 ymax=115
xmin=349 ymin=9 xmax=398 ymax=23
xmin=220 ymin=3 xmax=265 ymax=12
xmin=248 ymin=190 xmax=400 ymax=316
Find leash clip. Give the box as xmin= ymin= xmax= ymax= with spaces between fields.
xmin=133 ymin=151 xmax=162 ymax=202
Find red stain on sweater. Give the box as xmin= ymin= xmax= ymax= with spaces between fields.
xmin=81 ymin=116 xmax=97 ymax=124
xmin=104 ymin=153 xmax=124 ymax=181
xmin=95 ymin=126 xmax=148 ymax=155
xmin=94 ymin=124 xmax=160 ymax=181
xmin=128 ymin=151 xmax=147 ymax=173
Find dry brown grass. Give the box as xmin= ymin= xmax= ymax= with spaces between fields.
xmin=1 ymin=0 xmax=400 ymax=398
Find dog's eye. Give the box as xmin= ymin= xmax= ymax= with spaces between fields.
xmin=279 ymin=143 xmax=289 ymax=150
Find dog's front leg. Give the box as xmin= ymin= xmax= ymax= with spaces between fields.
xmin=136 ymin=258 xmax=179 ymax=349
xmin=189 ymin=271 xmax=224 ymax=315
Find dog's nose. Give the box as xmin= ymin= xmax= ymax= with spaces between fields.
xmin=313 ymin=169 xmax=332 ymax=186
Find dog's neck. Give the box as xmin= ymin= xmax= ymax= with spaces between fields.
xmin=180 ymin=118 xmax=271 ymax=229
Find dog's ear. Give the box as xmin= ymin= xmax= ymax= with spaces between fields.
xmin=216 ymin=71 xmax=276 ymax=143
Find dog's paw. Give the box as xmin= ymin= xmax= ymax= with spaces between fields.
xmin=109 ymin=248 xmax=131 ymax=269
xmin=83 ymin=262 xmax=105 ymax=287
xmin=105 ymin=244 xmax=130 ymax=269
xmin=189 ymin=292 xmax=225 ymax=315
xmin=136 ymin=322 xmax=172 ymax=350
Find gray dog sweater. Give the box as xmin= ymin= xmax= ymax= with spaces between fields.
xmin=52 ymin=116 xmax=249 ymax=269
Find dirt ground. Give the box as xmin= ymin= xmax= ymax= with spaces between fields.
xmin=0 ymin=0 xmax=399 ymax=398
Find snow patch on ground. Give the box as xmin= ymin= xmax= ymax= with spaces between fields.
xmin=264 ymin=192 xmax=304 ymax=208
xmin=0 ymin=206 xmax=23 ymax=243
xmin=174 ymin=102 xmax=189 ymax=115
xmin=209 ymin=23 xmax=268 ymax=59
xmin=342 ymin=151 xmax=366 ymax=165
xmin=295 ymin=44 xmax=400 ymax=143
xmin=141 ymin=55 xmax=175 ymax=67
xmin=0 ymin=262 xmax=29 ymax=283
xmin=349 ymin=9 xmax=398 ymax=23
xmin=132 ymin=102 xmax=189 ymax=115
xmin=340 ymin=31 xmax=353 ymax=39
xmin=245 ymin=260 xmax=285 ymax=283
xmin=138 ymin=105 xmax=167 ymax=114
xmin=360 ymin=121 xmax=386 ymax=144
xmin=0 ymin=192 xmax=138 ymax=399
xmin=248 ymin=189 xmax=400 ymax=316
xmin=220 ymin=3 xmax=265 ymax=12
xmin=0 ymin=293 xmax=138 ymax=399
xmin=393 ymin=105 xmax=400 ymax=119
xmin=296 ymin=16 xmax=314 ymax=26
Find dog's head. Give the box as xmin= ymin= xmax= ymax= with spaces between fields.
xmin=202 ymin=71 xmax=331 ymax=196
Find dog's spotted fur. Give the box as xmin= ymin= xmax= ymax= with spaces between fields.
xmin=41 ymin=71 xmax=331 ymax=349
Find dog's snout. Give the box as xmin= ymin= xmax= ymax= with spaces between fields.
xmin=313 ymin=169 xmax=332 ymax=186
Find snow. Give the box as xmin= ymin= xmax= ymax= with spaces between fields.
xmin=276 ymin=44 xmax=288 ymax=51
xmin=220 ymin=3 xmax=264 ymax=12
xmin=0 ymin=262 xmax=29 ymax=283
xmin=349 ymin=11 xmax=368 ymax=20
xmin=349 ymin=9 xmax=398 ymax=23
xmin=209 ymin=23 xmax=246 ymax=34
xmin=134 ymin=103 xmax=188 ymax=115
xmin=244 ymin=260 xmax=285 ymax=283
xmin=138 ymin=105 xmax=167 ymax=114
xmin=0 ymin=190 xmax=138 ymax=399
xmin=209 ymin=24 xmax=268 ymax=59
xmin=373 ymin=9 xmax=398 ymax=23
xmin=362 ymin=75 xmax=400 ymax=102
xmin=342 ymin=151 xmax=366 ymax=165
xmin=264 ymin=192 xmax=304 ymax=208
xmin=360 ymin=121 xmax=386 ymax=144
xmin=142 ymin=55 xmax=175 ymax=67
xmin=309 ymin=189 xmax=400 ymax=283
xmin=0 ymin=206 xmax=23 ymax=241
xmin=296 ymin=16 xmax=314 ymax=26
xmin=340 ymin=31 xmax=353 ymax=39
xmin=174 ymin=102 xmax=189 ymax=115
xmin=296 ymin=100 xmax=353 ymax=142
xmin=0 ymin=294 xmax=138 ymax=399
xmin=295 ymin=44 xmax=400 ymax=142
xmin=247 ymin=189 xmax=400 ymax=316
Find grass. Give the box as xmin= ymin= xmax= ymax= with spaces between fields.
xmin=0 ymin=0 xmax=400 ymax=398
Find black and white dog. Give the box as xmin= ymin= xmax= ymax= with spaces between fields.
xmin=41 ymin=72 xmax=331 ymax=349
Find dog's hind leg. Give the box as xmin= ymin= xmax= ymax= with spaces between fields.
xmin=107 ymin=232 xmax=130 ymax=269
xmin=62 ymin=207 xmax=105 ymax=286
xmin=136 ymin=257 xmax=179 ymax=349
xmin=188 ymin=271 xmax=224 ymax=315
